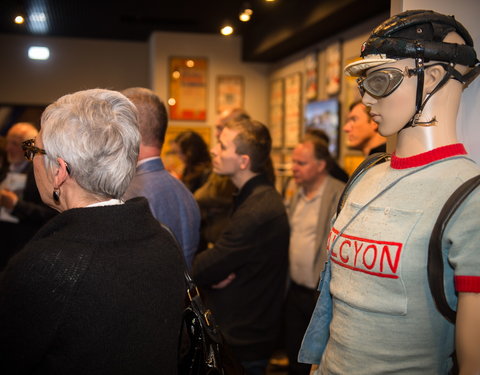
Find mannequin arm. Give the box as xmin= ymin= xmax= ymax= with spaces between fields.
xmin=456 ymin=292 xmax=480 ymax=375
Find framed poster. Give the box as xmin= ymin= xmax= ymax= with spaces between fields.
xmin=305 ymin=52 xmax=318 ymax=101
xmin=284 ymin=72 xmax=302 ymax=148
xmin=168 ymin=57 xmax=208 ymax=121
xmin=216 ymin=75 xmax=244 ymax=114
xmin=325 ymin=42 xmax=341 ymax=96
xmin=269 ymin=79 xmax=284 ymax=148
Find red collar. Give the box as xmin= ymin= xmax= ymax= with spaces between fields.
xmin=391 ymin=144 xmax=467 ymax=169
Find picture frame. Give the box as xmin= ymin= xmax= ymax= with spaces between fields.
xmin=168 ymin=57 xmax=208 ymax=121
xmin=269 ymin=79 xmax=284 ymax=148
xmin=304 ymin=98 xmax=340 ymax=158
xmin=216 ymin=75 xmax=244 ymax=114
xmin=284 ymin=72 xmax=302 ymax=148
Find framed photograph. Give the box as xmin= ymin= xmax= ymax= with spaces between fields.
xmin=325 ymin=42 xmax=341 ymax=96
xmin=284 ymin=72 xmax=302 ymax=148
xmin=304 ymin=98 xmax=340 ymax=158
xmin=305 ymin=52 xmax=318 ymax=101
xmin=216 ymin=75 xmax=244 ymax=114
xmin=269 ymin=79 xmax=284 ymax=148
xmin=168 ymin=57 xmax=208 ymax=121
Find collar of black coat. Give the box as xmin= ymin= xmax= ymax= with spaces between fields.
xmin=232 ymin=173 xmax=272 ymax=211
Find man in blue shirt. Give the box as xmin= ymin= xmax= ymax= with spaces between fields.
xmin=122 ymin=87 xmax=200 ymax=267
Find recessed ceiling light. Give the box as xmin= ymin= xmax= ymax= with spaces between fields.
xmin=28 ymin=46 xmax=50 ymax=60
xmin=14 ymin=15 xmax=25 ymax=24
xmin=221 ymin=25 xmax=234 ymax=36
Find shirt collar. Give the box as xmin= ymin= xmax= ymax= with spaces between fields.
xmin=233 ymin=174 xmax=271 ymax=210
xmin=390 ymin=143 xmax=467 ymax=169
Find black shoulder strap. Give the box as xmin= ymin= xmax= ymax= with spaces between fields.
xmin=428 ymin=174 xmax=480 ymax=324
xmin=336 ymin=152 xmax=390 ymax=216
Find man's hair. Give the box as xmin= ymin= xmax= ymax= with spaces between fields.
xmin=349 ymin=100 xmax=371 ymax=117
xmin=121 ymin=87 xmax=168 ymax=148
xmin=225 ymin=119 xmax=271 ymax=174
xmin=7 ymin=122 xmax=38 ymax=140
xmin=41 ymin=88 xmax=140 ymax=199
xmin=302 ymin=134 xmax=333 ymax=173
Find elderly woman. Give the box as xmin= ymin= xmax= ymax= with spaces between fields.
xmin=0 ymin=89 xmax=185 ymax=374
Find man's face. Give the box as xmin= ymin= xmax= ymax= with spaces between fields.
xmin=343 ymin=103 xmax=378 ymax=151
xmin=6 ymin=127 xmax=30 ymax=165
xmin=210 ymin=127 xmax=243 ymax=177
xmin=291 ymin=141 xmax=325 ymax=187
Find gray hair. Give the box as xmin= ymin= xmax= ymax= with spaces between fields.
xmin=40 ymin=88 xmax=140 ymax=199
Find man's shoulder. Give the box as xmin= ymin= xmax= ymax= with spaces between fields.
xmin=240 ymin=183 xmax=286 ymax=220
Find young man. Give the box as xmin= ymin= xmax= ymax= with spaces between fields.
xmin=300 ymin=10 xmax=480 ymax=374
xmin=285 ymin=136 xmax=344 ymax=375
xmin=193 ymin=119 xmax=289 ymax=375
xmin=343 ymin=100 xmax=386 ymax=156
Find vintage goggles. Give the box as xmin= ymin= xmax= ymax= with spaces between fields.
xmin=357 ymin=67 xmax=416 ymax=98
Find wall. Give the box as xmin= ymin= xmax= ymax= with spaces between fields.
xmin=149 ymin=31 xmax=270 ymax=135
xmin=0 ymin=34 xmax=149 ymax=106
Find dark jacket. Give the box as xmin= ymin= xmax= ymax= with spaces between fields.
xmin=0 ymin=198 xmax=185 ymax=375
xmin=192 ymin=174 xmax=290 ymax=362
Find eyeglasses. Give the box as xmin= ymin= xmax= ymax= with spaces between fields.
xmin=357 ymin=67 xmax=415 ymax=98
xmin=22 ymin=138 xmax=46 ymax=161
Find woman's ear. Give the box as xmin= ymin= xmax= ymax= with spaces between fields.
xmin=53 ymin=157 xmax=70 ymax=188
xmin=424 ymin=64 xmax=447 ymax=95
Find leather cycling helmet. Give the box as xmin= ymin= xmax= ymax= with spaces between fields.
xmin=345 ymin=10 xmax=480 ymax=130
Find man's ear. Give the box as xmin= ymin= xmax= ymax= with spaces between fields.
xmin=239 ymin=154 xmax=251 ymax=171
xmin=53 ymin=157 xmax=70 ymax=188
xmin=424 ymin=64 xmax=447 ymax=95
xmin=316 ymin=159 xmax=327 ymax=174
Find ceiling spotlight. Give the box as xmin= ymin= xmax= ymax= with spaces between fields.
xmin=239 ymin=4 xmax=253 ymax=22
xmin=14 ymin=15 xmax=25 ymax=24
xmin=220 ymin=25 xmax=234 ymax=36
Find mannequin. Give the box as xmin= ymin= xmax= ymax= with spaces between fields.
xmin=298 ymin=10 xmax=480 ymax=374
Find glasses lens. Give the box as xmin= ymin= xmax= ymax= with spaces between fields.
xmin=363 ymin=69 xmax=404 ymax=98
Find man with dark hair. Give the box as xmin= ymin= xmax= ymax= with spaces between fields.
xmin=122 ymin=87 xmax=200 ymax=267
xmin=343 ymin=100 xmax=386 ymax=156
xmin=284 ymin=137 xmax=344 ymax=375
xmin=193 ymin=118 xmax=289 ymax=375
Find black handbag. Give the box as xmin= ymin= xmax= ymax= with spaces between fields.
xmin=178 ymin=271 xmax=245 ymax=375
xmin=159 ymin=224 xmax=244 ymax=375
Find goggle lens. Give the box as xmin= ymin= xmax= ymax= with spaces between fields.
xmin=357 ymin=68 xmax=405 ymax=98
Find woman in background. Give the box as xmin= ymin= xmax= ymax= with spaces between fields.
xmin=173 ymin=130 xmax=212 ymax=192
xmin=0 ymin=89 xmax=185 ymax=374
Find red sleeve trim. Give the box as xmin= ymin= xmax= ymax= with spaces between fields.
xmin=455 ymin=275 xmax=480 ymax=293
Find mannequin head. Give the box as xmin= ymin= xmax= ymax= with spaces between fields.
xmin=345 ymin=10 xmax=480 ymax=154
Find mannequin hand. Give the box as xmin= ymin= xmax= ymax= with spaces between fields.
xmin=212 ymin=273 xmax=236 ymax=289
xmin=0 ymin=189 xmax=19 ymax=210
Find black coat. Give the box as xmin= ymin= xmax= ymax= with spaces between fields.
xmin=0 ymin=198 xmax=185 ymax=375
xmin=193 ymin=174 xmax=290 ymax=362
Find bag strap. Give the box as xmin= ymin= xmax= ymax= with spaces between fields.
xmin=336 ymin=152 xmax=390 ymax=216
xmin=160 ymin=223 xmax=223 ymax=343
xmin=427 ymin=174 xmax=480 ymax=324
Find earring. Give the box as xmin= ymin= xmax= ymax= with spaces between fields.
xmin=52 ymin=188 xmax=60 ymax=204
